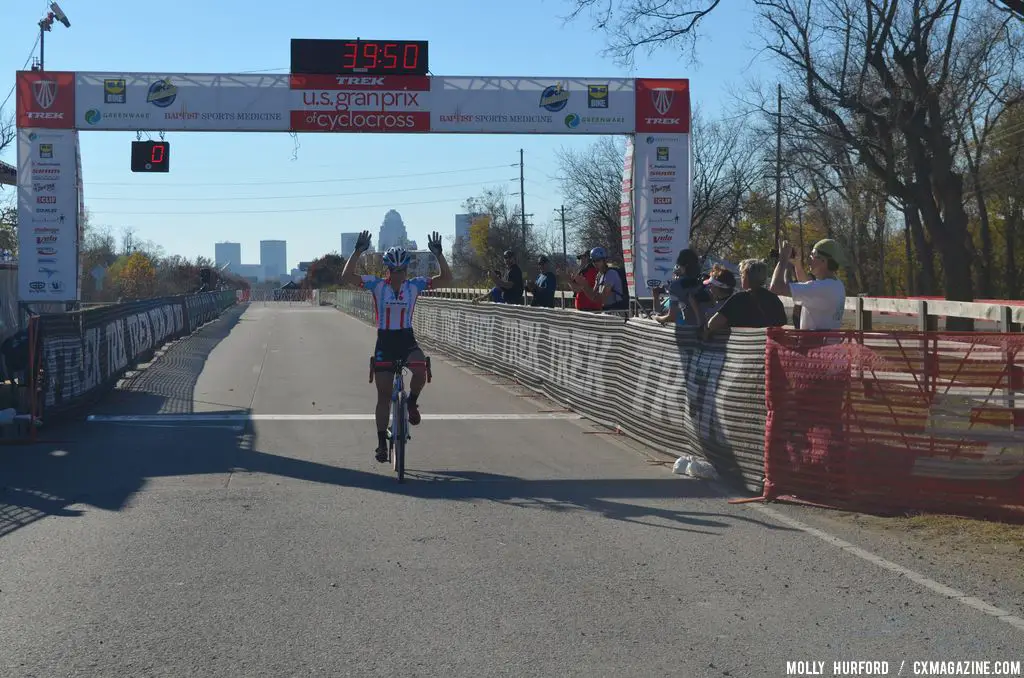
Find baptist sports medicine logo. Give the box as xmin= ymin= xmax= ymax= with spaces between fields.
xmin=33 ymin=79 xmax=58 ymax=110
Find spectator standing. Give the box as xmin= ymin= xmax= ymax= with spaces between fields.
xmin=526 ymin=255 xmax=557 ymax=308
xmin=572 ymin=251 xmax=601 ymax=312
xmin=769 ymin=239 xmax=847 ymax=330
xmin=569 ymin=247 xmax=627 ymax=312
xmin=653 ymin=248 xmax=703 ymax=326
xmin=706 ymin=258 xmax=787 ymax=336
xmin=494 ymin=249 xmax=525 ymax=305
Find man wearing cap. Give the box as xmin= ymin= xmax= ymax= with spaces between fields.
xmin=769 ymin=238 xmax=847 ymax=330
xmin=492 ymin=249 xmax=525 ymax=305
xmin=525 ymin=255 xmax=557 ymax=308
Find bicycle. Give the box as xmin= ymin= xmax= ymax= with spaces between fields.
xmin=369 ymin=355 xmax=432 ymax=483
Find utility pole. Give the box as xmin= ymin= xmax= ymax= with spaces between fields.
xmin=519 ymin=149 xmax=527 ymax=247
xmin=558 ymin=205 xmax=567 ymax=264
xmin=774 ymin=83 xmax=783 ymax=254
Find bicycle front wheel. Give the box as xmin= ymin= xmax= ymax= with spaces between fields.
xmin=393 ymin=392 xmax=406 ymax=482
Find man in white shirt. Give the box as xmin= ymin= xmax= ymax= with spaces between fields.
xmin=769 ymin=238 xmax=847 ymax=330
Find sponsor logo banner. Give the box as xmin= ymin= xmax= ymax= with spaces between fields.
xmin=74 ymin=72 xmax=291 ymax=131
xmin=17 ymin=127 xmax=79 ymax=300
xmin=635 ymin=79 xmax=690 ymax=134
xmin=431 ymin=78 xmax=636 ymax=134
xmin=289 ymin=74 xmax=430 ymax=133
xmin=16 ymin=71 xmax=76 ymax=129
xmin=633 ymin=134 xmax=691 ymax=291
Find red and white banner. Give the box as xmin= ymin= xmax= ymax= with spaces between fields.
xmin=17 ymin=71 xmax=76 ymax=129
xmin=289 ymin=74 xmax=430 ymax=133
xmin=22 ymin=71 xmax=690 ymax=136
xmin=17 ymin=71 xmax=693 ymax=298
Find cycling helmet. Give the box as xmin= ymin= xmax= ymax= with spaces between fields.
xmin=382 ymin=246 xmax=411 ymax=269
xmin=589 ymin=246 xmax=608 ymax=260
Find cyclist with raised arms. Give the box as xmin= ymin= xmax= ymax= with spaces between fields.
xmin=340 ymin=230 xmax=452 ymax=462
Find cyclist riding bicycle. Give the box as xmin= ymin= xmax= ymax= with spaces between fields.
xmin=340 ymin=230 xmax=452 ymax=462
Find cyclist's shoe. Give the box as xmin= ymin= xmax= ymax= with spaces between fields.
xmin=407 ymin=401 xmax=421 ymax=425
xmin=375 ymin=445 xmax=388 ymax=463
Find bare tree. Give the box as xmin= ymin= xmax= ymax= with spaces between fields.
xmin=563 ymin=0 xmax=724 ymax=66
xmin=555 ymin=136 xmax=625 ymax=260
xmin=687 ymin=109 xmax=761 ymax=258
xmin=0 ymin=110 xmax=14 ymax=158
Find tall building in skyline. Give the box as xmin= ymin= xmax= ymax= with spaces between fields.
xmin=378 ymin=210 xmax=408 ymax=251
xmin=340 ymin=232 xmax=359 ymax=259
xmin=214 ymin=241 xmax=241 ymax=272
xmin=260 ymin=240 xmax=287 ymax=281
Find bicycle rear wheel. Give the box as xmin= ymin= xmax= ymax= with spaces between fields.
xmin=393 ymin=392 xmax=406 ymax=482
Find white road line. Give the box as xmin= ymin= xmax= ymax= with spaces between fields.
xmin=750 ymin=503 xmax=1024 ymax=633
xmin=86 ymin=413 xmax=583 ymax=423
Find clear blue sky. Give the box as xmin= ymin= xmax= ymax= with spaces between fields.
xmin=0 ymin=0 xmax=772 ymax=270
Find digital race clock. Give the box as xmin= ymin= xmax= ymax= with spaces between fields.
xmin=290 ymin=38 xmax=429 ymax=76
xmin=131 ymin=141 xmax=170 ymax=173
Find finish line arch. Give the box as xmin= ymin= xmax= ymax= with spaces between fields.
xmin=14 ymin=68 xmax=691 ymax=303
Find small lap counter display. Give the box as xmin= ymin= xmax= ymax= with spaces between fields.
xmin=291 ymin=38 xmax=429 ymax=76
xmin=131 ymin=141 xmax=170 ymax=173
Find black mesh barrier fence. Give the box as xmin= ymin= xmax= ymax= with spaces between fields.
xmin=334 ymin=292 xmax=768 ymax=492
xmin=35 ymin=290 xmax=240 ymax=417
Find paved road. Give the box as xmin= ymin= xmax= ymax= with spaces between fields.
xmin=1 ymin=302 xmax=1021 ymax=677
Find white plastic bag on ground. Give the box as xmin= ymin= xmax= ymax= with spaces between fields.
xmin=686 ymin=459 xmax=718 ymax=480
xmin=672 ymin=455 xmax=693 ymax=475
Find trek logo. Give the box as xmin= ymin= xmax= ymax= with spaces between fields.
xmin=27 ymin=111 xmax=65 ymax=120
xmin=645 ymin=117 xmax=681 ymax=126
xmin=33 ymin=80 xmax=58 ymax=109
xmin=336 ymin=76 xmax=386 ymax=86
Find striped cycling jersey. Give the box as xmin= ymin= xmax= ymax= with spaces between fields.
xmin=362 ymin=274 xmax=432 ymax=330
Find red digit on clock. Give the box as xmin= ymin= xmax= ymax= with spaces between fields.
xmin=403 ymin=44 xmax=419 ymax=69
xmin=362 ymin=42 xmax=378 ymax=69
xmin=341 ymin=41 xmax=358 ymax=69
xmin=382 ymin=43 xmax=398 ymax=70
xmin=151 ymin=144 xmax=164 ymax=164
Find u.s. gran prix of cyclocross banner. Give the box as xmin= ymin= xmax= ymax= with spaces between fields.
xmin=15 ymin=70 xmax=691 ymax=301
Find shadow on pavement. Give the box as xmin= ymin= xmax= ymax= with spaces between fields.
xmin=1 ymin=304 xmax=252 ymax=539
xmin=92 ymin=303 xmax=248 ymax=415
xmin=2 ymin=300 xmax=791 ymax=540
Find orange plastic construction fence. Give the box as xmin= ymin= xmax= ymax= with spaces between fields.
xmin=759 ymin=329 xmax=1024 ymax=523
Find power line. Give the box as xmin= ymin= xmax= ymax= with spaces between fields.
xmin=83 ymin=163 xmax=517 ymax=187
xmin=0 ymin=33 xmax=43 ymax=113
xmin=85 ymin=177 xmax=513 ymax=201
xmin=86 ymin=195 xmax=474 ymax=216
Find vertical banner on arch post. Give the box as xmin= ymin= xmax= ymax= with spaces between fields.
xmin=620 ymin=136 xmax=636 ymax=296
xmin=632 ymin=79 xmax=691 ymax=293
xmin=15 ymin=128 xmax=81 ymax=302
xmin=15 ymin=70 xmax=80 ymax=302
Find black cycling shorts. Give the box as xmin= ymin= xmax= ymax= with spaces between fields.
xmin=373 ymin=328 xmax=420 ymax=370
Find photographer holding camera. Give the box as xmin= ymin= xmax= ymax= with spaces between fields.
xmin=572 ymin=250 xmax=602 ymax=312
